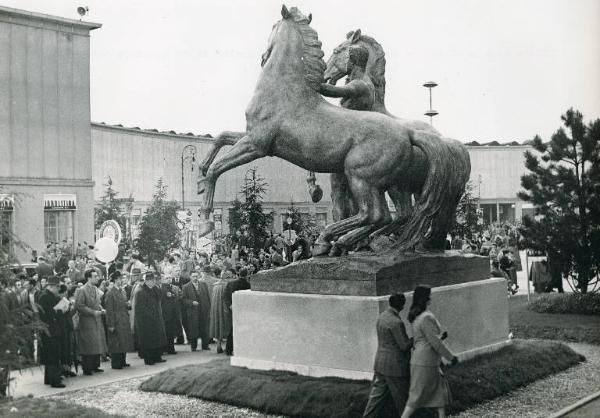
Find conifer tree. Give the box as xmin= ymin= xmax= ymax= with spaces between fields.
xmin=451 ymin=180 xmax=482 ymax=239
xmin=228 ymin=168 xmax=273 ymax=249
xmin=94 ymin=177 xmax=128 ymax=240
xmin=518 ymin=109 xmax=600 ymax=293
xmin=134 ymin=179 xmax=180 ymax=265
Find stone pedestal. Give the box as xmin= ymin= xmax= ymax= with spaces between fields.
xmin=231 ymin=277 xmax=509 ymax=380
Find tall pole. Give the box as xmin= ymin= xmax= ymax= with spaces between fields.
xmin=181 ymin=154 xmax=185 ymax=210
xmin=423 ymin=81 xmax=438 ymax=126
xmin=180 ymin=145 xmax=197 ymax=210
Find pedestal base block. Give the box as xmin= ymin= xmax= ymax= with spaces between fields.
xmin=231 ymin=278 xmax=509 ymax=379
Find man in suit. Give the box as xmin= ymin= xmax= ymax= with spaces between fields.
xmin=363 ymin=293 xmax=412 ymax=417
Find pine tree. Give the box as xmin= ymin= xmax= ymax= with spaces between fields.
xmin=451 ymin=180 xmax=482 ymax=239
xmin=134 ymin=178 xmax=180 ymax=265
xmin=284 ymin=203 xmax=320 ymax=239
xmin=94 ymin=177 xmax=128 ymax=240
xmin=227 ymin=168 xmax=273 ymax=249
xmin=518 ymin=108 xmax=600 ymax=293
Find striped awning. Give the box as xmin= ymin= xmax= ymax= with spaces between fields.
xmin=44 ymin=194 xmax=77 ymax=210
xmin=0 ymin=194 xmax=13 ymax=211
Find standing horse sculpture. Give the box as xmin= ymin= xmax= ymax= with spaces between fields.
xmin=198 ymin=5 xmax=470 ymax=256
xmin=322 ymin=29 xmax=466 ymax=241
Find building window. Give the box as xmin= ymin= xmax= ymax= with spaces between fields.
xmin=44 ymin=211 xmax=74 ymax=246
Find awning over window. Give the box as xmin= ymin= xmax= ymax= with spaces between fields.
xmin=44 ymin=194 xmax=77 ymax=210
xmin=0 ymin=194 xmax=13 ymax=211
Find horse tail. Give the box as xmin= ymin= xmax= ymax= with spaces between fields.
xmin=395 ymin=132 xmax=471 ymax=251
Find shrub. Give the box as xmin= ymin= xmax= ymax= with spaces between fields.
xmin=528 ymin=293 xmax=600 ymax=316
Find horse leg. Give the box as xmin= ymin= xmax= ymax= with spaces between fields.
xmin=330 ymin=172 xmax=357 ymax=222
xmin=197 ymin=135 xmax=266 ymax=237
xmin=334 ymin=189 xmax=390 ymax=254
xmin=369 ymin=187 xmax=413 ymax=239
xmin=200 ymin=131 xmax=246 ymax=175
xmin=314 ymin=177 xmax=383 ymax=257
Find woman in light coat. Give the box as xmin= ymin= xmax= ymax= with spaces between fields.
xmin=401 ymin=285 xmax=458 ymax=418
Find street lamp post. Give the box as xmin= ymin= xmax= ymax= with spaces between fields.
xmin=181 ymin=145 xmax=197 ymax=210
xmin=423 ymin=81 xmax=438 ymax=125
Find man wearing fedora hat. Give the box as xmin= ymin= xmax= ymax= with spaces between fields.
xmin=38 ymin=276 xmax=66 ymax=388
xmin=363 ymin=293 xmax=412 ymax=417
xmin=75 ymin=269 xmax=108 ymax=375
xmin=105 ymin=271 xmax=135 ymax=369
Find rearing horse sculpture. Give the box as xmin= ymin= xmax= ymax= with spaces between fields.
xmin=198 ymin=5 xmax=470 ymax=256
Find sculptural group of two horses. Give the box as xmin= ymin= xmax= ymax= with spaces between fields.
xmin=198 ymin=5 xmax=470 ymax=257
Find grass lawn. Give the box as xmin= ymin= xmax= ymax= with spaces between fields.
xmin=0 ymin=396 xmax=125 ymax=418
xmin=141 ymin=339 xmax=583 ymax=418
xmin=509 ymin=295 xmax=600 ymax=344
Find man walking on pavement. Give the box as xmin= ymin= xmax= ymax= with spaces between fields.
xmin=363 ymin=293 xmax=412 ymax=417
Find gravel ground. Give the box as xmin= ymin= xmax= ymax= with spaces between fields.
xmin=48 ymin=376 xmax=285 ymax=418
xmin=455 ymin=342 xmax=600 ymax=418
xmin=48 ymin=341 xmax=599 ymax=418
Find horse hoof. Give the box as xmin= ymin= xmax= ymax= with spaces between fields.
xmin=312 ymin=243 xmax=331 ymax=257
xmin=198 ymin=221 xmax=215 ymax=237
xmin=329 ymin=244 xmax=343 ymax=257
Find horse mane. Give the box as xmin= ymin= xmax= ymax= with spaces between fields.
xmin=288 ymin=7 xmax=327 ymax=92
xmin=356 ymin=35 xmax=386 ymax=105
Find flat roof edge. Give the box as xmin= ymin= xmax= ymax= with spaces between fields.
xmin=0 ymin=5 xmax=102 ymax=30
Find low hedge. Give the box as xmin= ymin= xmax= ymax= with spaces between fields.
xmin=528 ymin=293 xmax=600 ymax=316
xmin=141 ymin=339 xmax=583 ymax=418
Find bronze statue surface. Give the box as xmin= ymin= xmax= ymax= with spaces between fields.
xmin=198 ymin=6 xmax=470 ymax=256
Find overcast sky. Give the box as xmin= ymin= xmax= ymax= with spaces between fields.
xmin=5 ymin=0 xmax=600 ymax=142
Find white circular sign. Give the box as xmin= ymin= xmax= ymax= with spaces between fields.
xmin=94 ymin=237 xmax=119 ymax=263
xmin=99 ymin=220 xmax=122 ymax=245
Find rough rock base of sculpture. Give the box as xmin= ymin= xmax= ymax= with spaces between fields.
xmin=251 ymin=251 xmax=490 ymax=296
xmin=231 ymin=277 xmax=510 ymax=380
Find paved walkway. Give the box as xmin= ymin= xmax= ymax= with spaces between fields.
xmin=9 ymin=344 xmax=221 ymax=398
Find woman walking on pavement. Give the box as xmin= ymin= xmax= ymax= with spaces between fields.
xmin=401 ymin=285 xmax=459 ymax=418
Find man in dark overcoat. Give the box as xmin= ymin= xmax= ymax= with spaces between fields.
xmin=38 ymin=276 xmax=65 ymax=388
xmin=75 ymin=269 xmax=107 ymax=375
xmin=35 ymin=256 xmax=54 ymax=279
xmin=181 ymin=271 xmax=211 ymax=351
xmin=160 ymin=273 xmax=183 ymax=354
xmin=224 ymin=267 xmax=251 ymax=356
xmin=134 ymin=271 xmax=167 ymax=364
xmin=363 ymin=293 xmax=412 ymax=417
xmin=105 ymin=272 xmax=135 ymax=369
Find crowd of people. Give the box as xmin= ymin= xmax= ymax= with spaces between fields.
xmin=1 ymin=242 xmax=264 ymax=389
xmin=0 ymin=222 xmax=542 ymax=391
xmin=447 ymin=222 xmax=523 ymax=295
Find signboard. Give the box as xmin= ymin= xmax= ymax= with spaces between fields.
xmin=99 ymin=220 xmax=122 ymax=245
xmin=44 ymin=194 xmax=76 ymax=210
